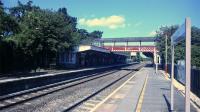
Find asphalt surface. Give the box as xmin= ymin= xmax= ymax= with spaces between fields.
xmin=89 ymin=66 xmax=198 ymax=112
xmin=0 ymin=64 xmax=142 ymax=112
xmin=141 ymin=67 xmax=197 ymax=112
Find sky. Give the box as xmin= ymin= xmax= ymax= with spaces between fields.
xmin=2 ymin=0 xmax=200 ymax=38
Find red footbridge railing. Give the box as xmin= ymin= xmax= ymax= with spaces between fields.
xmin=103 ymin=46 xmax=157 ymax=52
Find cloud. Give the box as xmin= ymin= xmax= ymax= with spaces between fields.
xmin=134 ymin=22 xmax=142 ymax=27
xmin=78 ymin=15 xmax=126 ymax=29
xmin=149 ymin=31 xmax=157 ymax=36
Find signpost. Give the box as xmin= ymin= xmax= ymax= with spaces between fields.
xmin=170 ymin=17 xmax=191 ymax=112
xmin=165 ymin=35 xmax=168 ymax=77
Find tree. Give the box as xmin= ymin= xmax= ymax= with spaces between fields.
xmin=58 ymin=7 xmax=77 ymax=32
xmin=9 ymin=5 xmax=83 ymax=69
xmin=191 ymin=27 xmax=200 ymax=67
xmin=0 ymin=0 xmax=21 ymax=73
xmin=89 ymin=31 xmax=103 ymax=39
xmin=156 ymin=25 xmax=200 ymax=67
xmin=80 ymin=30 xmax=103 ymax=45
xmin=0 ymin=1 xmax=103 ymax=73
xmin=9 ymin=1 xmax=39 ymax=22
xmin=0 ymin=1 xmax=19 ymax=38
xmin=0 ymin=0 xmax=3 ymax=6
xmin=156 ymin=25 xmax=178 ymax=65
xmin=14 ymin=9 xmax=79 ymax=68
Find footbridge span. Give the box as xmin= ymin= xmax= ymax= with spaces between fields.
xmin=94 ymin=37 xmax=160 ymax=64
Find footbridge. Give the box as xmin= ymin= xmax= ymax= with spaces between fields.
xmin=94 ymin=37 xmax=160 ymax=64
xmin=94 ymin=37 xmax=158 ymax=52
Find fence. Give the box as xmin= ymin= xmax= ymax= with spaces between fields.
xmin=162 ymin=64 xmax=200 ymax=98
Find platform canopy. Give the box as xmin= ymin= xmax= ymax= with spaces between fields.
xmin=77 ymin=45 xmax=128 ymax=56
xmin=77 ymin=45 xmax=110 ymax=53
xmin=95 ymin=37 xmax=157 ymax=42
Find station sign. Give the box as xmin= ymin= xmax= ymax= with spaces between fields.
xmin=170 ymin=18 xmax=191 ymax=112
xmin=171 ymin=23 xmax=186 ymax=45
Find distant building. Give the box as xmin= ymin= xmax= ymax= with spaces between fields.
xmin=57 ymin=45 xmax=128 ymax=68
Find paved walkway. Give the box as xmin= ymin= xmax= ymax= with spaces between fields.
xmin=94 ymin=66 xmax=198 ymax=112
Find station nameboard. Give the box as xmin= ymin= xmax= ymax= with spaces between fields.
xmin=170 ymin=18 xmax=191 ymax=112
xmin=171 ymin=23 xmax=186 ymax=45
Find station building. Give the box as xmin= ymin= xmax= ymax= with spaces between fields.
xmin=57 ymin=45 xmax=127 ymax=68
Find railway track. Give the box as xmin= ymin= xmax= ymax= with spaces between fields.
xmin=0 ymin=63 xmax=145 ymax=112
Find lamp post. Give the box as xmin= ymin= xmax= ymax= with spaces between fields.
xmin=154 ymin=41 xmax=158 ymax=74
xmin=165 ymin=34 xmax=168 ymax=76
xmin=170 ymin=44 xmax=174 ymax=111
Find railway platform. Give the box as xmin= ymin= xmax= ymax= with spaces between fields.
xmin=92 ymin=65 xmax=198 ymax=112
xmin=0 ymin=63 xmax=135 ymax=83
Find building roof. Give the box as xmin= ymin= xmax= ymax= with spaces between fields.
xmin=95 ymin=37 xmax=157 ymax=42
xmin=77 ymin=45 xmax=128 ymax=56
xmin=77 ymin=45 xmax=110 ymax=53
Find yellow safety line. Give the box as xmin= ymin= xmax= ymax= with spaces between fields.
xmin=135 ymin=74 xmax=149 ymax=112
xmin=89 ymin=69 xmax=141 ymax=112
xmin=161 ymin=71 xmax=170 ymax=81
